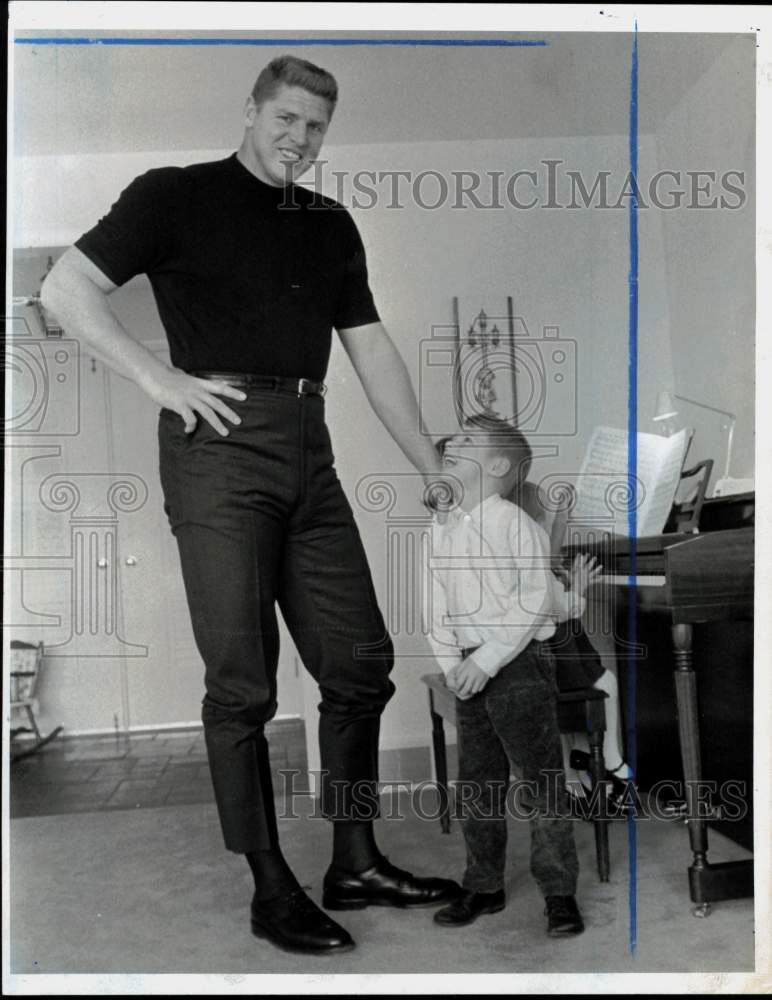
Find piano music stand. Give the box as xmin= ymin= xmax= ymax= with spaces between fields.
xmin=666 ymin=458 xmax=714 ymax=534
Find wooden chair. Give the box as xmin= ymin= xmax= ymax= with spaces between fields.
xmin=9 ymin=640 xmax=63 ymax=760
xmin=422 ymin=672 xmax=611 ymax=882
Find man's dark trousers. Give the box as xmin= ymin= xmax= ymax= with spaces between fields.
xmin=454 ymin=641 xmax=579 ymax=897
xmin=158 ymin=385 xmax=395 ymax=852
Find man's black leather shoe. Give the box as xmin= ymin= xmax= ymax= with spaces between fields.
xmin=322 ymin=857 xmax=461 ymax=910
xmin=544 ymin=894 xmax=585 ymax=937
xmin=433 ymin=889 xmax=506 ymax=926
xmin=250 ymin=888 xmax=355 ymax=954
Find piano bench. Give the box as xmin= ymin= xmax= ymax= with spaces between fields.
xmin=421 ymin=673 xmax=611 ymax=883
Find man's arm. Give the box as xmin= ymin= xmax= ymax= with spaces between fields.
xmin=40 ymin=247 xmax=245 ymax=434
xmin=337 ymin=322 xmax=442 ymax=481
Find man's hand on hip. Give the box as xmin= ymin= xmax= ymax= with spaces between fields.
xmin=141 ymin=368 xmax=247 ymax=436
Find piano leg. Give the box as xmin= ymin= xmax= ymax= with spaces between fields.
xmin=671 ymin=623 xmax=754 ymax=916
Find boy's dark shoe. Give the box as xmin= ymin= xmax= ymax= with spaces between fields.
xmin=433 ymin=889 xmax=506 ymax=926
xmin=544 ymin=894 xmax=585 ymax=937
xmin=251 ymin=888 xmax=355 ymax=954
xmin=322 ymin=857 xmax=461 ymax=910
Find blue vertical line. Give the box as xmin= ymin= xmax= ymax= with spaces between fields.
xmin=13 ymin=36 xmax=548 ymax=47
xmin=627 ymin=23 xmax=639 ymax=957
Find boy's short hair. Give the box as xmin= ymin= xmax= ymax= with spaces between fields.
xmin=251 ymin=56 xmax=338 ymax=111
xmin=463 ymin=415 xmax=532 ymax=490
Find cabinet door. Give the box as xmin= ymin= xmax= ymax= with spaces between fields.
xmin=104 ymin=352 xmax=305 ymax=725
xmin=104 ymin=354 xmax=201 ymax=726
xmin=7 ymin=326 xmax=126 ymax=734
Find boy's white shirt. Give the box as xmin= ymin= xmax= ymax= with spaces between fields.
xmin=424 ymin=493 xmax=585 ymax=678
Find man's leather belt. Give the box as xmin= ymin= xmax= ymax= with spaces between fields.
xmin=193 ymin=371 xmax=327 ymax=397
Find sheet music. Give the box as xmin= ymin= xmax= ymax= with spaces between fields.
xmin=572 ymin=426 xmax=690 ymax=537
xmin=638 ymin=428 xmax=691 ymax=535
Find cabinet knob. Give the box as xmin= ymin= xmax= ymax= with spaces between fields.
xmin=125 ymin=556 xmax=138 ymax=566
xmin=97 ymin=558 xmax=109 ymax=569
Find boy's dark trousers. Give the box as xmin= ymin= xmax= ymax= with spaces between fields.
xmin=157 ymin=386 xmax=395 ymax=852
xmin=454 ymin=640 xmax=579 ymax=897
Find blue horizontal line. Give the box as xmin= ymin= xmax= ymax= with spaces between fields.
xmin=15 ymin=37 xmax=548 ymax=47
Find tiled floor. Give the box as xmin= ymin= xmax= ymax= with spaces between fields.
xmin=9 ymin=718 xmax=308 ymax=818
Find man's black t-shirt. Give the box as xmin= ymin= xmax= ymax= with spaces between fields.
xmin=75 ymin=153 xmax=380 ymax=381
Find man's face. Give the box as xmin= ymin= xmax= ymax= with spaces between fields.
xmin=241 ymin=84 xmax=332 ymax=187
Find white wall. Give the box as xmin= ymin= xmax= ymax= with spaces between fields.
xmin=654 ymin=34 xmax=755 ymax=482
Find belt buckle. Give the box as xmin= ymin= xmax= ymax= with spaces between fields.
xmin=296 ymin=378 xmax=326 ymax=397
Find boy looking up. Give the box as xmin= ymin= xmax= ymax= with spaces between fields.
xmin=425 ymin=418 xmax=600 ymax=936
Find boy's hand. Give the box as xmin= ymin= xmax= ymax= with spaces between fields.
xmin=447 ymin=657 xmax=490 ymax=700
xmin=568 ymin=554 xmax=603 ymax=596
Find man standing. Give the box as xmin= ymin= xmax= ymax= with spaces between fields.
xmin=42 ymin=55 xmax=458 ymax=955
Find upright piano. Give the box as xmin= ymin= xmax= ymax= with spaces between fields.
xmin=564 ymin=492 xmax=755 ymax=916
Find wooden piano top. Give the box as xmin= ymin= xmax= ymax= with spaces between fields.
xmin=562 ymin=524 xmax=754 ymax=624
